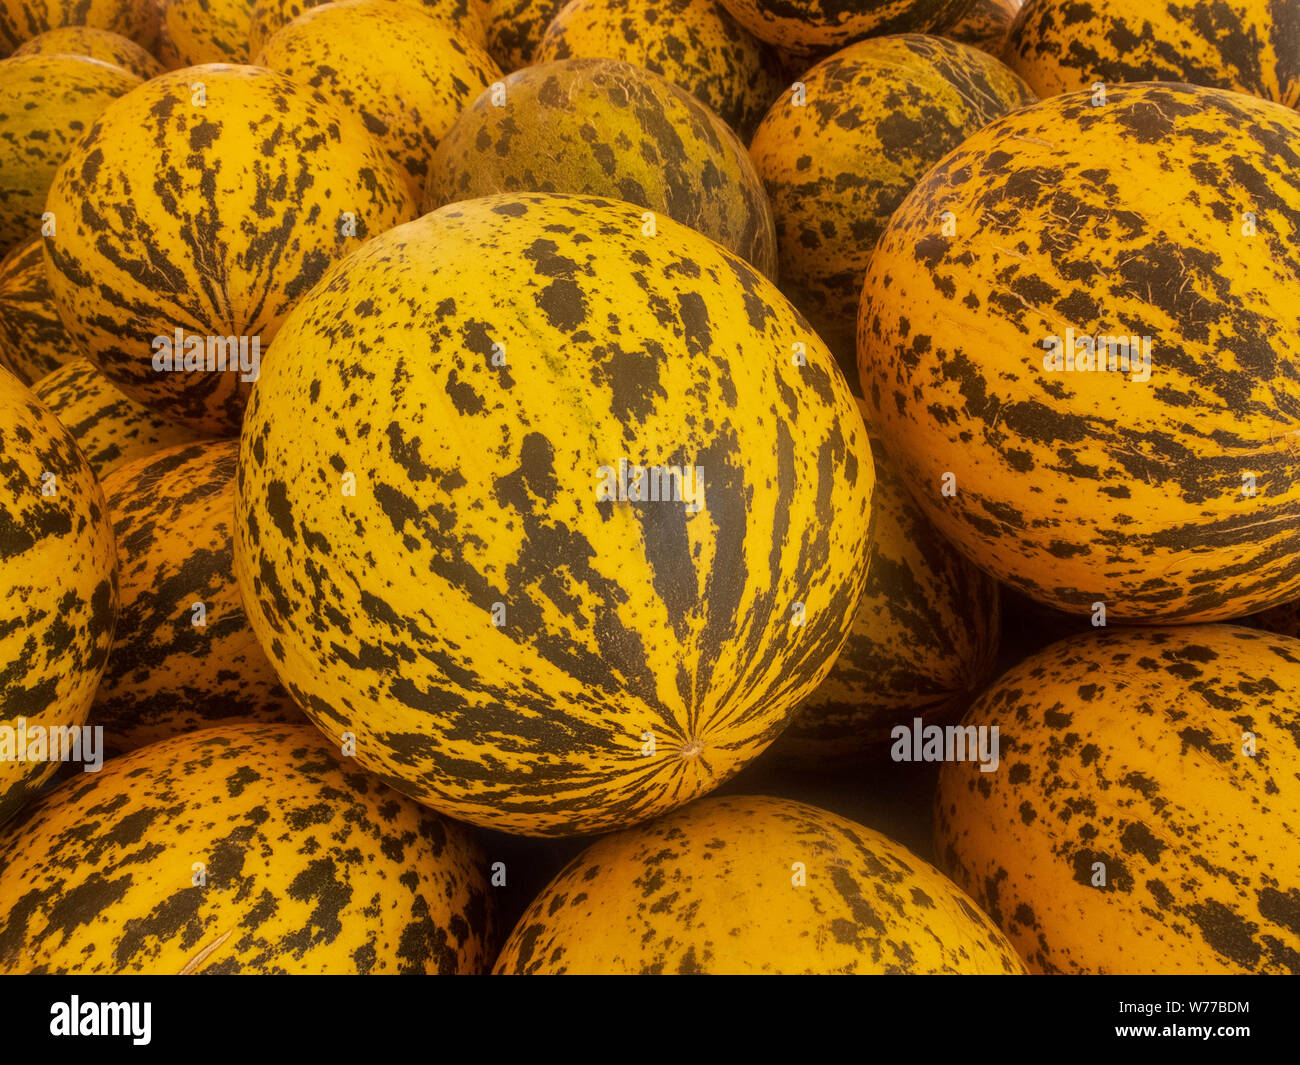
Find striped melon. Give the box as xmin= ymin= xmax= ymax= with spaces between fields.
xmin=1006 ymin=0 xmax=1300 ymax=107
xmin=43 ymin=64 xmax=417 ymax=437
xmin=0 ymin=366 xmax=118 ymax=826
xmin=248 ymin=0 xmax=489 ymax=53
xmin=0 ymin=722 xmax=496 ymax=973
xmin=0 ymin=0 xmax=160 ymax=51
xmin=750 ymin=33 xmax=1034 ymax=378
xmin=92 ymin=441 xmax=301 ymax=754
xmin=535 ymin=0 xmax=785 ymax=138
xmin=0 ymin=236 xmax=76 ymax=386
xmin=936 ymin=625 xmax=1300 ymax=974
xmin=156 ymin=0 xmax=255 ymax=67
xmin=428 ymin=57 xmax=778 ymax=278
xmin=33 ymin=357 xmax=200 ymax=480
xmin=486 ymin=0 xmax=566 ymax=69
xmin=769 ymin=418 xmax=999 ymax=767
xmin=496 ymin=795 xmax=1026 ymax=973
xmin=858 ymin=83 xmax=1300 ymax=623
xmin=717 ymin=0 xmax=975 ymax=53
xmin=12 ymin=26 xmax=165 ymax=79
xmin=945 ymin=0 xmax=1020 ymax=54
xmin=0 ymin=54 xmax=140 ymax=257
xmin=257 ymin=0 xmax=502 ymax=202
xmin=234 ymin=192 xmax=874 ymax=837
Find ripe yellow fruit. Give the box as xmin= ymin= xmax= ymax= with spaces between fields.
xmin=485 ymin=0 xmax=565 ymax=69
xmin=496 ymin=795 xmax=1027 ymax=973
xmin=156 ymin=0 xmax=256 ymax=67
xmin=0 ymin=722 xmax=497 ymax=973
xmin=717 ymin=0 xmax=975 ymax=54
xmin=0 ymin=236 xmax=78 ymax=386
xmin=0 ymin=0 xmax=161 ymax=52
xmin=11 ymin=26 xmax=165 ymax=78
xmin=936 ymin=626 xmax=1300 ymax=974
xmin=248 ymin=0 xmax=488 ymax=54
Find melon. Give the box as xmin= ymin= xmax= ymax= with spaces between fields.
xmin=486 ymin=0 xmax=565 ymax=70
xmin=248 ymin=0 xmax=488 ymax=54
xmin=535 ymin=0 xmax=785 ymax=138
xmin=11 ymin=26 xmax=165 ymax=79
xmin=495 ymin=794 xmax=1026 ymax=973
xmin=156 ymin=0 xmax=256 ymax=67
xmin=769 ymin=418 xmax=999 ymax=767
xmin=0 ymin=236 xmax=77 ymax=386
xmin=857 ymin=83 xmax=1300 ymax=623
xmin=257 ymin=0 xmax=502 ymax=202
xmin=0 ymin=366 xmax=118 ymax=826
xmin=750 ymin=33 xmax=1034 ymax=378
xmin=0 ymin=0 xmax=161 ymax=52
xmin=43 ymin=64 xmax=417 ymax=437
xmin=0 ymin=722 xmax=496 ymax=973
xmin=935 ymin=625 xmax=1300 ymax=974
xmin=428 ymin=57 xmax=778 ymax=278
xmin=717 ymin=0 xmax=975 ymax=53
xmin=33 ymin=358 xmax=200 ymax=480
xmin=234 ymin=192 xmax=874 ymax=837
xmin=0 ymin=54 xmax=140 ymax=258
xmin=944 ymin=0 xmax=1021 ymax=55
xmin=1006 ymin=0 xmax=1300 ymax=106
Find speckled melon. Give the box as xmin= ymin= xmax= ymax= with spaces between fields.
xmin=1006 ymin=0 xmax=1300 ymax=106
xmin=0 ymin=237 xmax=76 ymax=386
xmin=486 ymin=0 xmax=565 ymax=70
xmin=944 ymin=0 xmax=1020 ymax=55
xmin=0 ymin=366 xmax=118 ymax=826
xmin=535 ymin=0 xmax=785 ymax=138
xmin=234 ymin=192 xmax=874 ymax=837
xmin=248 ymin=0 xmax=488 ymax=54
xmin=717 ymin=0 xmax=975 ymax=53
xmin=0 ymin=0 xmax=160 ymax=52
xmin=769 ymin=419 xmax=999 ymax=768
xmin=156 ymin=0 xmax=255 ymax=67
xmin=92 ymin=441 xmax=301 ymax=754
xmin=750 ymin=33 xmax=1034 ymax=377
xmin=11 ymin=26 xmax=165 ymax=78
xmin=33 ymin=358 xmax=200 ymax=480
xmin=0 ymin=54 xmax=140 ymax=258
xmin=0 ymin=722 xmax=496 ymax=973
xmin=257 ymin=0 xmax=502 ymax=202
xmin=936 ymin=625 xmax=1300 ymax=974
xmin=43 ymin=64 xmax=416 ymax=437
xmin=496 ymin=794 xmax=1025 ymax=973
xmin=858 ymin=83 xmax=1300 ymax=623
xmin=428 ymin=57 xmax=777 ymax=278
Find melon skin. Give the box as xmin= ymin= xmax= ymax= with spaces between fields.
xmin=486 ymin=0 xmax=566 ymax=70
xmin=248 ymin=0 xmax=488 ymax=54
xmin=750 ymin=32 xmax=1034 ymax=378
xmin=33 ymin=357 xmax=200 ymax=480
xmin=257 ymin=0 xmax=502 ymax=202
xmin=495 ymin=794 xmax=1026 ymax=973
xmin=156 ymin=0 xmax=256 ymax=67
xmin=769 ymin=420 xmax=999 ymax=767
xmin=0 ymin=0 xmax=161 ymax=52
xmin=12 ymin=26 xmax=165 ymax=78
xmin=944 ymin=0 xmax=1020 ymax=54
xmin=93 ymin=441 xmax=302 ymax=755
xmin=535 ymin=0 xmax=785 ymax=139
xmin=42 ymin=64 xmax=417 ymax=437
xmin=428 ymin=57 xmax=778 ymax=279
xmin=717 ymin=0 xmax=975 ymax=53
xmin=0 ymin=366 xmax=118 ymax=827
xmin=0 ymin=54 xmax=140 ymax=258
xmin=857 ymin=82 xmax=1300 ymax=623
xmin=234 ymin=192 xmax=874 ymax=838
xmin=0 ymin=722 xmax=496 ymax=973
xmin=0 ymin=237 xmax=77 ymax=386
xmin=935 ymin=625 xmax=1300 ymax=975
xmin=1006 ymin=0 xmax=1300 ymax=107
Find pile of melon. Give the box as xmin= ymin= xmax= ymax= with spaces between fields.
xmin=0 ymin=0 xmax=1296 ymax=976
